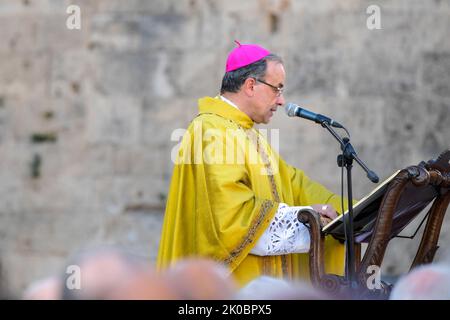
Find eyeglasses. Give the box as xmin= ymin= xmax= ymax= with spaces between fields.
xmin=255 ymin=78 xmax=284 ymax=97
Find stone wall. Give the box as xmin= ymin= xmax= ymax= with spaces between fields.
xmin=0 ymin=0 xmax=449 ymax=295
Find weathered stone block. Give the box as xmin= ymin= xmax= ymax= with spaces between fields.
xmin=421 ymin=52 xmax=450 ymax=98
xmin=85 ymin=95 xmax=142 ymax=145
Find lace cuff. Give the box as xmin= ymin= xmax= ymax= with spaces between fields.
xmin=250 ymin=203 xmax=312 ymax=256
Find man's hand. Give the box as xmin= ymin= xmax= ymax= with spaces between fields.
xmin=311 ymin=204 xmax=338 ymax=219
xmin=311 ymin=204 xmax=338 ymax=227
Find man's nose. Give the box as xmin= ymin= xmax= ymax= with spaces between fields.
xmin=276 ymin=94 xmax=285 ymax=106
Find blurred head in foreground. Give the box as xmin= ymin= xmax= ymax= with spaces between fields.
xmin=390 ymin=264 xmax=450 ymax=300
xmin=62 ymin=247 xmax=179 ymax=300
xmin=23 ymin=276 xmax=62 ymax=300
xmin=234 ymin=275 xmax=332 ymax=300
xmin=165 ymin=258 xmax=238 ymax=299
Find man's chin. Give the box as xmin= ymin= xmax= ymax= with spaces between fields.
xmin=254 ymin=115 xmax=272 ymax=124
xmin=263 ymin=114 xmax=274 ymax=124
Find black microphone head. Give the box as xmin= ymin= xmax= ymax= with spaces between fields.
xmin=368 ymin=170 xmax=380 ymax=183
xmin=284 ymin=103 xmax=298 ymax=117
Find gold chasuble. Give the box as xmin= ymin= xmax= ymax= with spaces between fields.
xmin=157 ymin=96 xmax=349 ymax=286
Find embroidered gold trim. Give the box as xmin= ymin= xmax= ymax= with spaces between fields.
xmin=245 ymin=129 xmax=280 ymax=203
xmin=223 ymin=199 xmax=274 ymax=266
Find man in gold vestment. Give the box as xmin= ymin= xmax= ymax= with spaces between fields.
xmin=157 ymin=42 xmax=350 ymax=286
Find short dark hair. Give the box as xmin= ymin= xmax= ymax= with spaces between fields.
xmin=220 ymin=54 xmax=283 ymax=94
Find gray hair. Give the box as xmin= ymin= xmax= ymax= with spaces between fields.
xmin=220 ymin=54 xmax=283 ymax=94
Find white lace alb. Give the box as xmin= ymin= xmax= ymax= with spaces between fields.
xmin=250 ymin=203 xmax=312 ymax=256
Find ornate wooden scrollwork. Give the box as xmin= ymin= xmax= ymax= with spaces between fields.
xmin=301 ymin=150 xmax=450 ymax=299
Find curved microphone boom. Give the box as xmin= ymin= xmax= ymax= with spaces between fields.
xmin=285 ymin=103 xmax=343 ymax=128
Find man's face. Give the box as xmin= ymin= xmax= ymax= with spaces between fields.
xmin=250 ymin=61 xmax=286 ymax=124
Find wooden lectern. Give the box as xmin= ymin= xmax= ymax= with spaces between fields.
xmin=297 ymin=150 xmax=450 ymax=299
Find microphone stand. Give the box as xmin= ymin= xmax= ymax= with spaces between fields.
xmin=320 ymin=122 xmax=379 ymax=291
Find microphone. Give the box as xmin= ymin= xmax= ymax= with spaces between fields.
xmin=285 ymin=103 xmax=343 ymax=128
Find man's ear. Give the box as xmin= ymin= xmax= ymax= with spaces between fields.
xmin=242 ymin=78 xmax=256 ymax=97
